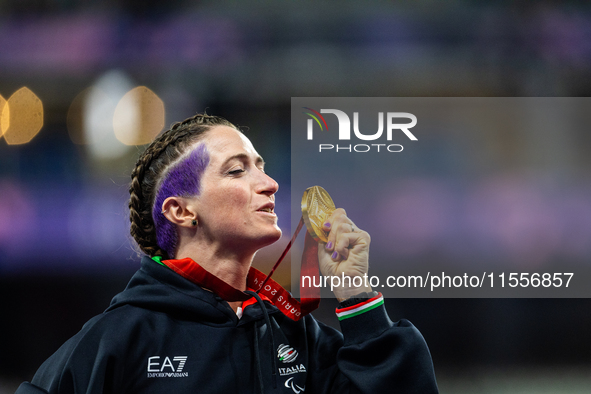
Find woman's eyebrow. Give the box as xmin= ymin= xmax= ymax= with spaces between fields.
xmin=222 ymin=153 xmax=265 ymax=167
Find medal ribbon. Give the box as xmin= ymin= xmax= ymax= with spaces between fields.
xmin=161 ymin=216 xmax=320 ymax=321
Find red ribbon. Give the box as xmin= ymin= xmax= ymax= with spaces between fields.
xmin=161 ymin=217 xmax=320 ymax=321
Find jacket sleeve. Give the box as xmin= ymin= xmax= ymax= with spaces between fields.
xmin=305 ymin=297 xmax=439 ymax=393
xmin=14 ymin=315 xmax=129 ymax=394
xmin=14 ymin=382 xmax=49 ymax=394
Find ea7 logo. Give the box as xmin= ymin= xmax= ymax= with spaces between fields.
xmin=147 ymin=356 xmax=188 ymax=373
xmin=305 ymin=109 xmax=417 ymax=141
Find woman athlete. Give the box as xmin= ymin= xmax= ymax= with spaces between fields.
xmin=17 ymin=114 xmax=438 ymax=393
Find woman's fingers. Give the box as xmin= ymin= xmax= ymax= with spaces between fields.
xmin=317 ymin=208 xmax=372 ymax=300
xmin=322 ymin=208 xmax=368 ymax=262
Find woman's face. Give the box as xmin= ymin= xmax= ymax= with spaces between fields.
xmin=192 ymin=126 xmax=282 ymax=252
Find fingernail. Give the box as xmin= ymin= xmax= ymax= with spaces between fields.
xmin=331 ymin=251 xmax=338 ymax=259
xmin=326 ymin=241 xmax=333 ymax=249
xmin=324 ymin=222 xmax=331 ymax=228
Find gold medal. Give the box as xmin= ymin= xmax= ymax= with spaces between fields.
xmin=301 ymin=186 xmax=336 ymax=243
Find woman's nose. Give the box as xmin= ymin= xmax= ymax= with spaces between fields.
xmin=257 ymin=171 xmax=279 ymax=196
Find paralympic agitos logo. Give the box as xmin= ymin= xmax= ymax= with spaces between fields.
xmin=303 ymin=107 xmax=417 ymax=153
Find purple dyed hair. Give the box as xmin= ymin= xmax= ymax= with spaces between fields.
xmin=152 ymin=143 xmax=209 ymax=257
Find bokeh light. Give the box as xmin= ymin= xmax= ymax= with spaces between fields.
xmin=2 ymin=87 xmax=43 ymax=145
xmin=0 ymin=94 xmax=7 ymax=138
xmin=82 ymin=70 xmax=134 ymax=160
xmin=66 ymin=87 xmax=91 ymax=145
xmin=113 ymin=86 xmax=165 ymax=146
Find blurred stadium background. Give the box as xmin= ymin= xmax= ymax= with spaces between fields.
xmin=2 ymin=1 xmax=591 ymax=392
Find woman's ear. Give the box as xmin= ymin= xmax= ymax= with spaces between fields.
xmin=161 ymin=196 xmax=198 ymax=228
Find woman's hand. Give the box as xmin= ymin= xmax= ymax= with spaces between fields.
xmin=317 ymin=208 xmax=373 ymax=301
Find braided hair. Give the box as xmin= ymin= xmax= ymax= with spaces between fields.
xmin=129 ymin=113 xmax=237 ymax=259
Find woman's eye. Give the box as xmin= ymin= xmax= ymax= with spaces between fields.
xmin=229 ymin=169 xmax=245 ymax=175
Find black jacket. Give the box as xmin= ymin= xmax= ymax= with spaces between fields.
xmin=16 ymin=257 xmax=438 ymax=393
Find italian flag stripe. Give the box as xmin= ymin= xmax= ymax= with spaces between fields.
xmin=335 ymin=293 xmax=384 ymax=321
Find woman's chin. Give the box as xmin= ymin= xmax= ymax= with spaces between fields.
xmin=267 ymin=227 xmax=283 ymax=244
xmin=256 ymin=227 xmax=283 ymax=248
